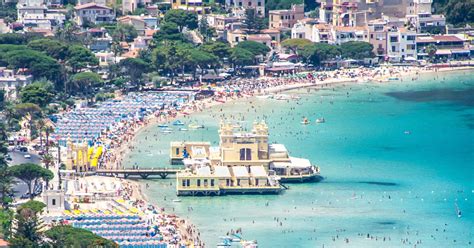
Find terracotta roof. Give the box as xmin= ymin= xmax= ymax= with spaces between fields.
xmin=75 ymin=3 xmax=112 ymax=10
xmin=117 ymin=15 xmax=145 ymax=22
xmin=247 ymin=34 xmax=272 ymax=41
xmin=145 ymin=29 xmax=158 ymax=37
xmin=261 ymin=28 xmax=280 ymax=34
xmin=335 ymin=26 xmax=367 ymax=32
xmin=417 ymin=35 xmax=464 ymax=43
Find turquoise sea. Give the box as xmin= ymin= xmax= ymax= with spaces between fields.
xmin=123 ymin=70 xmax=474 ymax=247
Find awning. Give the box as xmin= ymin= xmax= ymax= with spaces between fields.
xmin=451 ymin=49 xmax=470 ymax=54
xmin=436 ymin=50 xmax=452 ymax=55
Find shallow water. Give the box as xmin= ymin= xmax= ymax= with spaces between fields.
xmin=123 ymin=70 xmax=474 ymax=247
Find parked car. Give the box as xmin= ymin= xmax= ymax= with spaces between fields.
xmin=24 ymin=154 xmax=31 ymax=159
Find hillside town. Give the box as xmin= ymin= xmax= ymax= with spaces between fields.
xmin=0 ymin=0 xmax=473 ymax=247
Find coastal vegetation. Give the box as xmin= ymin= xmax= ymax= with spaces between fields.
xmin=8 ymin=163 xmax=54 ymax=200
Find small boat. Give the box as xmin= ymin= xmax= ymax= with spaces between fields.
xmin=275 ymin=94 xmax=291 ymax=100
xmin=388 ymin=77 xmax=400 ymax=81
xmin=178 ymin=128 xmax=188 ymax=131
xmin=291 ymin=95 xmax=301 ymax=100
xmin=316 ymin=118 xmax=325 ymax=123
xmin=455 ymin=203 xmax=462 ymax=218
xmin=301 ymin=117 xmax=310 ymax=125
xmin=172 ymin=199 xmax=181 ymax=202
xmin=189 ymin=123 xmax=204 ymax=129
xmin=404 ymin=130 xmax=411 ymax=135
xmin=173 ymin=120 xmax=185 ymax=126
xmin=158 ymin=124 xmax=168 ymax=128
xmin=161 ymin=130 xmax=172 ymax=134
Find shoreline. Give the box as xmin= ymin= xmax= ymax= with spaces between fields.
xmin=97 ymin=64 xmax=473 ymax=247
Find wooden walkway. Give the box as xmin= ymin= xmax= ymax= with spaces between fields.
xmin=96 ymin=168 xmax=181 ymax=179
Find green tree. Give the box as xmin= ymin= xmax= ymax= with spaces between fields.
xmin=9 ymin=200 xmax=46 ymax=248
xmin=339 ymin=41 xmax=374 ymax=60
xmin=69 ymin=72 xmax=103 ymax=103
xmin=112 ymin=23 xmax=138 ymax=43
xmin=164 ymin=9 xmax=198 ymax=32
xmin=301 ymin=43 xmax=341 ymax=66
xmin=119 ymin=58 xmax=150 ymax=90
xmin=65 ymin=45 xmax=99 ymax=73
xmin=443 ymin=0 xmax=474 ymax=26
xmin=281 ymin=38 xmax=312 ymax=55
xmin=5 ymin=49 xmax=61 ymax=82
xmin=198 ymin=17 xmax=216 ymax=42
xmin=200 ymin=41 xmax=231 ymax=60
xmin=8 ymin=163 xmax=54 ymax=200
xmin=235 ymin=40 xmax=270 ymax=56
xmin=152 ymin=22 xmax=185 ymax=44
xmin=0 ymin=124 xmax=13 ymax=210
xmin=152 ymin=42 xmax=185 ymax=81
xmin=0 ymin=209 xmax=13 ymax=239
xmin=188 ymin=49 xmax=219 ymax=78
xmin=230 ymin=47 xmax=255 ymax=69
xmin=244 ymin=8 xmax=266 ymax=34
xmin=14 ymin=103 xmax=42 ymax=139
xmin=19 ymin=80 xmax=55 ymax=108
xmin=27 ymin=39 xmax=68 ymax=60
xmin=425 ymin=44 xmax=438 ymax=62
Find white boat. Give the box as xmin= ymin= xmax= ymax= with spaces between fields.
xmin=315 ymin=118 xmax=325 ymax=123
xmin=189 ymin=123 xmax=204 ymax=129
xmin=275 ymin=94 xmax=291 ymax=100
xmin=172 ymin=199 xmax=182 ymax=202
xmin=161 ymin=130 xmax=172 ymax=134
xmin=301 ymin=117 xmax=310 ymax=125
xmin=291 ymin=95 xmax=301 ymax=100
xmin=179 ymin=128 xmax=188 ymax=131
xmin=158 ymin=124 xmax=168 ymax=128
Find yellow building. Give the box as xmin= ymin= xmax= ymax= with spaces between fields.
xmin=65 ymin=136 xmax=103 ymax=172
xmin=171 ymin=120 xmax=321 ymax=196
xmin=171 ymin=0 xmax=210 ymax=14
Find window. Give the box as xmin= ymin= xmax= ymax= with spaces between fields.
xmin=407 ymin=35 xmax=416 ymax=41
xmin=238 ymin=1 xmax=242 ymax=6
xmin=255 ymin=179 xmax=259 ymax=185
xmin=211 ymin=179 xmax=215 ymax=186
xmin=182 ymin=180 xmax=186 ymax=187
xmin=175 ymin=148 xmax=179 ymax=155
xmin=391 ymin=46 xmax=396 ymax=52
xmin=186 ymin=179 xmax=190 ymax=186
xmin=204 ymin=179 xmax=208 ymax=186
xmin=257 ymin=1 xmax=261 ymax=6
xmin=237 ymin=179 xmax=241 ymax=186
xmin=52 ymin=199 xmax=56 ymax=206
xmin=370 ymin=34 xmax=373 ymax=39
xmin=248 ymin=1 xmax=251 ymax=6
xmin=390 ymin=37 xmax=398 ymax=42
xmin=197 ymin=179 xmax=201 ymax=187
xmin=240 ymin=148 xmax=252 ymax=160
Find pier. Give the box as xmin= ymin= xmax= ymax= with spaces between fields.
xmin=96 ymin=168 xmax=181 ymax=179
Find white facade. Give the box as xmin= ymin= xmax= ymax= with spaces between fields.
xmin=387 ymin=27 xmax=417 ymax=61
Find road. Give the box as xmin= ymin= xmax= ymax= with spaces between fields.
xmin=7 ymin=149 xmax=42 ymax=198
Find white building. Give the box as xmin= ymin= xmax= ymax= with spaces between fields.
xmin=225 ymin=0 xmax=265 ymax=17
xmin=386 ymin=27 xmax=417 ymax=62
xmin=74 ymin=3 xmax=115 ymax=25
xmin=291 ymin=19 xmax=334 ymax=44
xmin=332 ymin=26 xmax=369 ymax=45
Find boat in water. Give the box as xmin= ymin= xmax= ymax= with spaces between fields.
xmin=158 ymin=124 xmax=168 ymax=128
xmin=178 ymin=128 xmax=188 ymax=131
xmin=301 ymin=117 xmax=310 ymax=125
xmin=217 ymin=234 xmax=258 ymax=248
xmin=188 ymin=123 xmax=204 ymax=129
xmin=316 ymin=117 xmax=325 ymax=123
xmin=173 ymin=120 xmax=185 ymax=126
